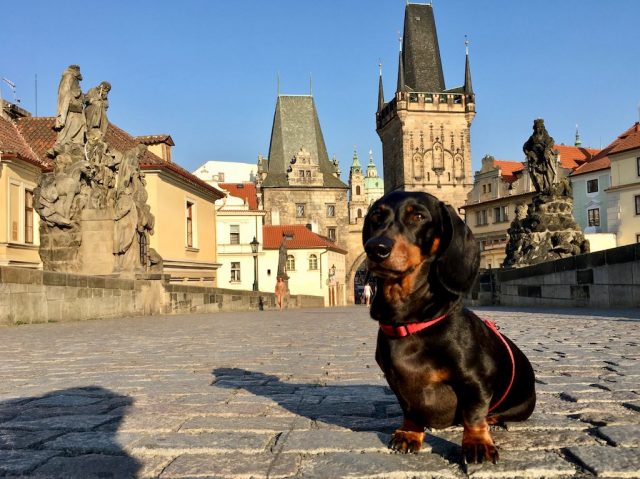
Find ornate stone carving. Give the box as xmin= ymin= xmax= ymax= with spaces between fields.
xmin=34 ymin=65 xmax=161 ymax=276
xmin=503 ymin=120 xmax=589 ymax=268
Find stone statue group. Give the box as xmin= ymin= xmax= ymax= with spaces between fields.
xmin=34 ymin=65 xmax=160 ymax=274
xmin=503 ymin=119 xmax=589 ymax=268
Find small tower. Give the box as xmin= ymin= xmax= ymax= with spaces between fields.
xmin=376 ymin=3 xmax=476 ymax=211
xmin=348 ymin=148 xmax=367 ymax=223
xmin=364 ymin=149 xmax=385 ymax=206
xmin=574 ymin=125 xmax=582 ymax=147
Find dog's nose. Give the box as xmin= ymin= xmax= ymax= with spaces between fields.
xmin=365 ymin=237 xmax=394 ymax=262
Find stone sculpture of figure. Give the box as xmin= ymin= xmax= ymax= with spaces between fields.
xmin=276 ymin=236 xmax=288 ymax=282
xmin=113 ymin=186 xmax=139 ymax=271
xmin=84 ymin=81 xmax=111 ymax=139
xmin=54 ymin=65 xmax=86 ymax=147
xmin=33 ymin=160 xmax=91 ymax=227
xmin=116 ymin=144 xmax=147 ymax=196
xmin=523 ymin=119 xmax=557 ymax=193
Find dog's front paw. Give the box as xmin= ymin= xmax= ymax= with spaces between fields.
xmin=462 ymin=422 xmax=499 ymax=464
xmin=389 ymin=429 xmax=424 ymax=454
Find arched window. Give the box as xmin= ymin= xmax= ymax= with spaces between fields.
xmin=356 ymin=185 xmax=361 ymax=195
xmin=309 ymin=254 xmax=318 ymax=270
xmin=286 ymin=254 xmax=295 ymax=271
xmin=357 ymin=209 xmax=362 ymax=218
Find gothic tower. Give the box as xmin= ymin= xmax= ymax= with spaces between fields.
xmin=259 ymin=94 xmax=349 ymax=248
xmin=348 ymin=148 xmax=367 ymax=223
xmin=376 ymin=3 xmax=476 ymax=210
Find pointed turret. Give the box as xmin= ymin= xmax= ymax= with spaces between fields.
xmin=350 ymin=148 xmax=362 ymax=175
xmin=575 ymin=125 xmax=582 ymax=147
xmin=464 ymin=38 xmax=474 ymax=99
xmin=377 ymin=63 xmax=385 ymax=112
xmin=396 ymin=49 xmax=406 ymax=93
xmin=399 ymin=3 xmax=445 ymax=92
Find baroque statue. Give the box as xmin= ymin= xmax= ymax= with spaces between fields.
xmin=34 ymin=65 xmax=161 ymax=276
xmin=503 ymin=119 xmax=589 ymax=268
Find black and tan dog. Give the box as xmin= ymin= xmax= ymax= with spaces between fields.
xmin=363 ymin=191 xmax=536 ymax=464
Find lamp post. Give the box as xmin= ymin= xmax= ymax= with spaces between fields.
xmin=328 ymin=264 xmax=336 ymax=306
xmin=250 ymin=236 xmax=259 ymax=292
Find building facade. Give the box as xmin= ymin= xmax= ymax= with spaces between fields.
xmin=376 ymin=3 xmax=476 ymax=211
xmin=604 ymin=123 xmax=640 ymax=246
xmin=257 ymin=95 xmax=349 ymax=251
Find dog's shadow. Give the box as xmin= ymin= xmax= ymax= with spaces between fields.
xmin=211 ymin=367 xmax=460 ymax=461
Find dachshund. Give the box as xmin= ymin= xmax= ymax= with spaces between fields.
xmin=362 ymin=191 xmax=536 ymax=464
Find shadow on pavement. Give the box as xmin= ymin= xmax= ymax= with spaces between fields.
xmin=211 ymin=368 xmax=461 ymax=461
xmin=0 ymin=386 xmax=140 ymax=478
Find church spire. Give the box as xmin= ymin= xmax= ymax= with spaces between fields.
xmin=377 ymin=62 xmax=385 ymax=112
xmin=396 ymin=41 xmax=407 ymax=93
xmin=464 ymin=37 xmax=474 ymax=99
xmin=575 ymin=124 xmax=582 ymax=146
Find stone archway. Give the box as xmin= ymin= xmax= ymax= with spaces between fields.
xmin=346 ymin=251 xmax=368 ymax=304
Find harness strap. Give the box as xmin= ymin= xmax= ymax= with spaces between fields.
xmin=483 ymin=319 xmax=516 ymax=412
xmin=379 ymin=314 xmax=447 ymax=338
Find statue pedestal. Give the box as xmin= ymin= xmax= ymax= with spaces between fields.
xmin=79 ymin=208 xmax=115 ymax=275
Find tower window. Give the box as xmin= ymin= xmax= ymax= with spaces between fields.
xmin=296 ymin=204 xmax=305 ymax=217
xmin=326 ymin=204 xmax=335 ymax=217
xmin=356 ymin=185 xmax=361 ymax=196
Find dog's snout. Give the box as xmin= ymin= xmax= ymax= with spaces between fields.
xmin=365 ymin=237 xmax=394 ymax=262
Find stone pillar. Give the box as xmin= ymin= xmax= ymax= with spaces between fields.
xmin=79 ymin=208 xmax=115 ymax=275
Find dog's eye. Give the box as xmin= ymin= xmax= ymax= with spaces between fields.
xmin=408 ymin=212 xmax=426 ymax=224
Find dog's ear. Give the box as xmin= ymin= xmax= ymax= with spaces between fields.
xmin=435 ymin=203 xmax=480 ymax=295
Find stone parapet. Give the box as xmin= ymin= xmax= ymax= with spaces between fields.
xmin=494 ymin=243 xmax=640 ymax=308
xmin=0 ymin=266 xmax=323 ymax=325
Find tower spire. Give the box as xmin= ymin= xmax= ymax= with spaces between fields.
xmin=464 ymin=36 xmax=474 ymax=99
xmin=396 ymin=34 xmax=406 ymax=93
xmin=377 ymin=62 xmax=385 ymax=112
xmin=575 ymin=124 xmax=582 ymax=147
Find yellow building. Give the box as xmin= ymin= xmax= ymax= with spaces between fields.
xmin=0 ymin=102 xmax=44 ymax=268
xmin=3 ymin=102 xmax=224 ymax=283
xmin=605 ymin=122 xmax=640 ymax=246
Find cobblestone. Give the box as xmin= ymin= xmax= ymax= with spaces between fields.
xmin=0 ymin=306 xmax=639 ymax=477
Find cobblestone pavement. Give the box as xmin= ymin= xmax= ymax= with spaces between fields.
xmin=0 ymin=306 xmax=639 ymax=478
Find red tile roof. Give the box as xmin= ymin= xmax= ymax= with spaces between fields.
xmin=494 ymin=160 xmax=524 ymax=183
xmin=571 ymin=123 xmax=640 ymax=177
xmin=135 ymin=134 xmax=175 ymax=146
xmin=263 ymin=225 xmax=347 ymax=254
xmin=219 ymin=182 xmax=258 ymax=210
xmin=14 ymin=117 xmax=223 ymax=199
xmin=0 ymin=117 xmax=46 ymax=168
xmin=553 ymin=144 xmax=600 ymax=170
xmin=607 ymin=122 xmax=640 ymax=156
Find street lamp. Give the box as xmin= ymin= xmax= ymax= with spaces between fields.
xmin=329 ymin=264 xmax=336 ymax=277
xmin=250 ymin=236 xmax=259 ymax=292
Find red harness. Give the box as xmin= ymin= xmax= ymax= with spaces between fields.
xmin=378 ymin=315 xmax=516 ymax=412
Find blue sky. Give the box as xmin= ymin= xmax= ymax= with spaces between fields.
xmin=2 ymin=1 xmax=639 ymax=177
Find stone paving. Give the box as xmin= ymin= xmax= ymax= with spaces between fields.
xmin=0 ymin=306 xmax=639 ymax=478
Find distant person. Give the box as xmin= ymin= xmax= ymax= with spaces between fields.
xmin=363 ymin=283 xmax=373 ymax=306
xmin=275 ymin=277 xmax=287 ymax=310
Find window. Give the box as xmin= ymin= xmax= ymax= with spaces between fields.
xmin=309 ymin=254 xmax=318 ymax=270
xmin=637 ymin=234 xmax=640 ymax=243
xmin=493 ymin=205 xmax=509 ymax=223
xmin=357 ymin=209 xmax=362 ymax=218
xmin=636 ymin=196 xmax=640 ymax=215
xmin=488 ymin=183 xmax=492 ymax=193
xmin=587 ymin=179 xmax=599 ymax=193
xmin=587 ymin=208 xmax=600 ymax=227
xmin=327 ymin=227 xmax=336 ymax=241
xmin=476 ymin=210 xmax=488 ymax=226
xmin=326 ymin=204 xmax=335 ymax=217
xmin=299 ymin=170 xmax=305 ymax=178
xmin=356 ymin=185 xmax=361 ymax=196
xmin=186 ymin=201 xmax=194 ymax=247
xmin=286 ymin=254 xmax=295 ymax=271
xmin=24 ymin=190 xmax=34 ymax=244
xmin=230 ymin=262 xmax=241 ymax=282
xmin=229 ymin=225 xmax=240 ymax=245
xmin=296 ymin=203 xmax=305 ymax=217
xmin=637 ymin=157 xmax=640 ymax=176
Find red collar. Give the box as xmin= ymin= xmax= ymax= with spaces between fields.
xmin=379 ymin=314 xmax=448 ymax=338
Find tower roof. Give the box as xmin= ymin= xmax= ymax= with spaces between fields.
xmin=263 ymin=95 xmax=347 ymax=188
xmin=464 ymin=40 xmax=473 ymax=97
xmin=399 ymin=3 xmax=445 ymax=93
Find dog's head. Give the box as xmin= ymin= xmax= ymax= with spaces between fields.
xmin=362 ymin=191 xmax=479 ymax=297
